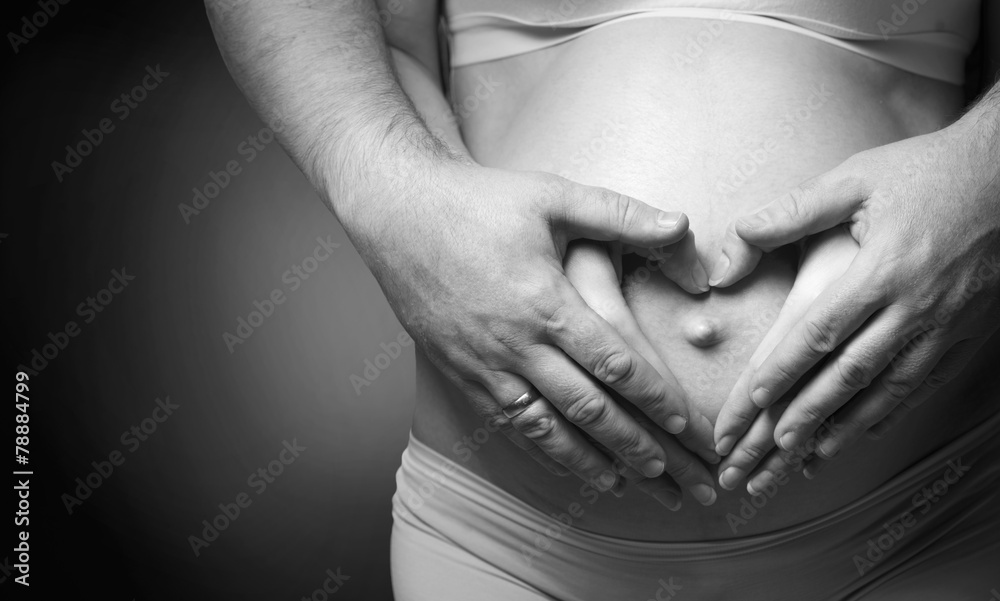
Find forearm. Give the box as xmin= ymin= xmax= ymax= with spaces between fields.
xmin=204 ymin=0 xmax=461 ymax=226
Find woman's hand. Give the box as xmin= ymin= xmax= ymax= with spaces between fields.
xmin=709 ymin=108 xmax=1000 ymax=475
xmin=563 ymin=240 xmax=719 ymax=508
xmin=714 ymin=229 xmax=858 ymax=490
xmin=352 ymin=159 xmax=708 ymax=491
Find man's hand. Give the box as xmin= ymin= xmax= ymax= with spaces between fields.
xmin=362 ymin=158 xmax=707 ymax=491
xmin=710 ymin=102 xmax=1000 ymax=474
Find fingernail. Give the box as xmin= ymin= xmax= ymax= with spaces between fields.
xmin=715 ymin=435 xmax=736 ymax=457
xmin=708 ymin=253 xmax=730 ymax=286
xmin=869 ymin=422 xmax=891 ymax=439
xmin=691 ymin=484 xmax=717 ymax=506
xmin=750 ymin=387 xmax=770 ymax=407
xmin=598 ymin=470 xmax=617 ymax=491
xmin=611 ymin=477 xmax=626 ymax=498
xmin=747 ymin=470 xmax=772 ymax=495
xmin=693 ymin=261 xmax=710 ymax=292
xmin=817 ymin=440 xmax=839 ymax=459
xmin=641 ymin=458 xmax=665 ymax=478
xmin=778 ymin=432 xmax=797 ymax=451
xmin=654 ymin=490 xmax=682 ymax=511
xmin=804 ymin=462 xmax=827 ymax=480
xmin=664 ymin=415 xmax=688 ymax=434
xmin=657 ymin=211 xmax=683 ymax=229
xmin=719 ymin=466 xmax=745 ymax=490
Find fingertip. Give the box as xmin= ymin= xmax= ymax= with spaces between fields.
xmin=656 ymin=211 xmax=689 ymax=232
xmin=708 ymin=252 xmax=730 ymax=287
xmin=750 ymin=387 xmax=772 ymax=408
xmin=715 ymin=435 xmax=735 ymax=457
xmin=719 ymin=466 xmax=745 ymax=491
xmin=692 ymin=260 xmax=710 ymax=293
xmin=691 ymin=484 xmax=717 ymax=506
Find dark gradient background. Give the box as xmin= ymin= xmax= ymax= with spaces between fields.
xmin=3 ymin=1 xmax=412 ymax=599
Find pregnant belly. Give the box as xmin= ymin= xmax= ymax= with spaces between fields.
xmin=412 ymin=17 xmax=985 ymax=540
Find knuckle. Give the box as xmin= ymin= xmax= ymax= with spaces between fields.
xmin=738 ymin=441 xmax=767 ymax=463
xmin=797 ymin=403 xmax=829 ymax=428
xmin=516 ymin=411 xmax=558 ymax=441
xmin=611 ymin=425 xmax=645 ymax=459
xmin=803 ymin=318 xmax=837 ymax=355
xmin=765 ymin=359 xmax=799 ymax=391
xmin=609 ymin=191 xmax=641 ymax=233
xmin=834 ymin=356 xmax=874 ymax=392
xmin=563 ymin=394 xmax=611 ymax=428
xmin=667 ymin=459 xmax=696 ymax=480
xmin=542 ymin=299 xmax=574 ymax=340
xmin=781 ymin=186 xmax=810 ymax=221
xmin=592 ymin=348 xmax=636 ymax=385
xmin=877 ymin=374 xmax=912 ymax=403
xmin=924 ymin=369 xmax=952 ymax=391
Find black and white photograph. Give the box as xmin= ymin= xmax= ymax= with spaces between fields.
xmin=4 ymin=0 xmax=1000 ymax=599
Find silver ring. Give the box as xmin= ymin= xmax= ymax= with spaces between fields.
xmin=502 ymin=388 xmax=543 ymax=419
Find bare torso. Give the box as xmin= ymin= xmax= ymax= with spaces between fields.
xmin=411 ymin=18 xmax=1000 ymax=540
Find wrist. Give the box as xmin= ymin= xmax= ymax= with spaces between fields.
xmin=318 ymin=124 xmax=475 ymax=232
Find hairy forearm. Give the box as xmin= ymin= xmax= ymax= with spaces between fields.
xmin=204 ymin=0 xmax=460 ymax=226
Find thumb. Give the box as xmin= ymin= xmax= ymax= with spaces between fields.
xmin=551 ymin=182 xmax=691 ymax=247
xmin=709 ymin=165 xmax=868 ymax=288
xmin=708 ymin=221 xmax=763 ymax=288
xmin=735 ymin=167 xmax=869 ymax=249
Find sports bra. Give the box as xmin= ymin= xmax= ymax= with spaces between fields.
xmin=445 ymin=0 xmax=980 ymax=84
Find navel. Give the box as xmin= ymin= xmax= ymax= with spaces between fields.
xmin=683 ymin=318 xmax=725 ymax=348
